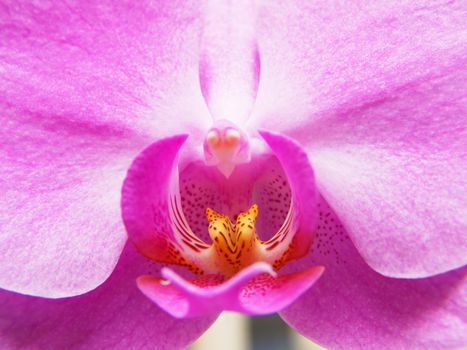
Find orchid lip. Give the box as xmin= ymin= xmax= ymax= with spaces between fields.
xmin=137 ymin=263 xmax=324 ymax=318
xmin=122 ymin=130 xmax=320 ymax=317
xmin=160 ymin=262 xmax=276 ymax=298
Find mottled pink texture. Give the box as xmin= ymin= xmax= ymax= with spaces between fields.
xmin=259 ymin=130 xmax=319 ymax=260
xmin=121 ymin=134 xmax=191 ymax=264
xmin=0 ymin=244 xmax=215 ymax=350
xmin=250 ymin=0 xmax=467 ymax=277
xmin=0 ymin=0 xmax=212 ymax=297
xmin=280 ymin=198 xmax=467 ymax=350
xmin=302 ymin=65 xmax=467 ymax=278
xmin=0 ymin=104 xmax=129 ymax=297
xmin=239 ymin=265 xmax=324 ymax=314
xmin=138 ymin=262 xmax=323 ymax=318
xmin=250 ymin=157 xmax=293 ymax=240
xmin=179 ymin=155 xmax=290 ymax=242
xmin=1 ymin=1 xmax=211 ymax=139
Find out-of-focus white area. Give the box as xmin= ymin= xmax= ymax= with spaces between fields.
xmin=190 ymin=312 xmax=326 ymax=350
xmin=190 ymin=313 xmax=248 ymax=350
xmin=291 ymin=329 xmax=327 ymax=350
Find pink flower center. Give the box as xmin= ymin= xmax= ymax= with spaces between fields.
xmin=157 ymin=125 xmax=306 ymax=279
xmin=204 ymin=204 xmax=290 ymax=276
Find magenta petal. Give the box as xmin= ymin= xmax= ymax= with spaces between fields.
xmin=0 ymin=2 xmax=212 ymax=297
xmin=304 ymin=63 xmax=467 ymax=277
xmin=280 ymin=199 xmax=467 ymax=350
xmin=138 ymin=263 xmax=323 ymax=318
xmin=259 ymin=130 xmax=319 ymax=260
xmin=0 ymin=107 xmax=132 ymax=297
xmin=0 ymin=244 xmax=215 ymax=350
xmin=137 ymin=263 xmax=274 ymax=318
xmin=122 ymin=134 xmax=195 ymax=264
xmin=239 ymin=265 xmax=324 ymax=315
xmin=1 ymin=2 xmax=211 ymax=139
xmin=199 ymin=1 xmax=260 ymax=123
xmin=251 ymin=1 xmax=467 ymax=277
xmin=305 ymin=63 xmax=467 ymax=277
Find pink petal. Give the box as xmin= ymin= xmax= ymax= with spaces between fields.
xmin=138 ymin=262 xmax=323 ymax=318
xmin=250 ymin=1 xmax=467 ymax=277
xmin=280 ymin=198 xmax=467 ymax=350
xmin=199 ymin=1 xmax=260 ymax=123
xmin=0 ymin=104 xmax=130 ymax=297
xmin=122 ymin=134 xmax=199 ymax=266
xmin=259 ymin=130 xmax=319 ymax=261
xmin=0 ymin=244 xmax=215 ymax=350
xmin=1 ymin=1 xmax=211 ymax=139
xmin=0 ymin=1 xmax=211 ymax=297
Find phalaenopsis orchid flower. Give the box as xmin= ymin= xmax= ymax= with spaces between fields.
xmin=0 ymin=1 xmax=466 ymax=349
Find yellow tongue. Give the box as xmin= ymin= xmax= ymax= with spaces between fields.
xmin=206 ymin=205 xmax=259 ymax=274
